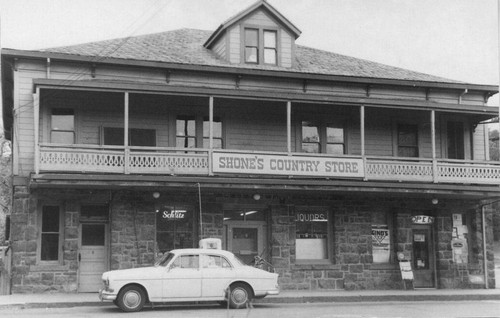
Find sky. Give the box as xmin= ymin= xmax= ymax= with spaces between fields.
xmin=0 ymin=0 xmax=499 ymax=120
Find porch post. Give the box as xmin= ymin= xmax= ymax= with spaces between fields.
xmin=431 ymin=110 xmax=437 ymax=183
xmin=208 ymin=96 xmax=214 ymax=176
xmin=287 ymin=101 xmax=292 ymax=155
xmin=360 ymin=105 xmax=366 ymax=180
xmin=124 ymin=92 xmax=129 ymax=174
xmin=33 ymin=87 xmax=40 ymax=174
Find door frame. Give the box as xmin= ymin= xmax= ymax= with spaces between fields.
xmin=224 ymin=220 xmax=267 ymax=262
xmin=411 ymin=223 xmax=437 ymax=288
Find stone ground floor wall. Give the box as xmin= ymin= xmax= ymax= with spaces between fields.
xmin=8 ymin=187 xmax=496 ymax=293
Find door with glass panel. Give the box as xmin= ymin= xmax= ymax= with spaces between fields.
xmin=411 ymin=225 xmax=436 ymax=288
xmin=79 ymin=223 xmax=108 ymax=292
xmin=223 ymin=207 xmax=267 ymax=265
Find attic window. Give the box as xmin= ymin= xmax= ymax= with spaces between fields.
xmin=244 ymin=28 xmax=277 ymax=65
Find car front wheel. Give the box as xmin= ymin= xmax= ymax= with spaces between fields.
xmin=116 ymin=285 xmax=146 ymax=312
xmin=228 ymin=283 xmax=252 ymax=309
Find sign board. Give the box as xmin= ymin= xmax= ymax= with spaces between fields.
xmin=212 ymin=152 xmax=365 ymax=178
xmin=399 ymin=260 xmax=414 ymax=280
xmin=411 ymin=215 xmax=434 ymax=224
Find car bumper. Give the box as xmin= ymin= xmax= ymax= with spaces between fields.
xmin=99 ymin=289 xmax=117 ymax=301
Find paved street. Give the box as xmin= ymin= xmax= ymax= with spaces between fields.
xmin=0 ymin=301 xmax=499 ymax=318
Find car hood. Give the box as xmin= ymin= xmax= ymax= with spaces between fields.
xmin=102 ymin=266 xmax=162 ymax=280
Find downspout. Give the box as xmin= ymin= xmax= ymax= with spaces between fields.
xmin=481 ymin=205 xmax=488 ymax=289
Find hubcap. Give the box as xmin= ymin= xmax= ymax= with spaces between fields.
xmin=123 ymin=290 xmax=141 ymax=309
xmin=231 ymin=287 xmax=248 ymax=305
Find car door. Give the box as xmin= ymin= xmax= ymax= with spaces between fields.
xmin=201 ymin=254 xmax=235 ymax=298
xmin=162 ymin=254 xmax=202 ymax=299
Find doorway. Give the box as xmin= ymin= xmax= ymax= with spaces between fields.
xmin=223 ymin=206 xmax=268 ymax=265
xmin=411 ymin=225 xmax=436 ymax=288
xmin=78 ymin=223 xmax=108 ymax=292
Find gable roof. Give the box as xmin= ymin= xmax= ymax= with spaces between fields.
xmin=39 ymin=28 xmax=460 ymax=84
xmin=204 ymin=0 xmax=301 ymax=49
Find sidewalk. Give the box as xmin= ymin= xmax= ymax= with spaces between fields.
xmin=0 ymin=289 xmax=499 ymax=309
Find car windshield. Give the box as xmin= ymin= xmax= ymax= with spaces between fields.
xmin=155 ymin=252 xmax=175 ymax=267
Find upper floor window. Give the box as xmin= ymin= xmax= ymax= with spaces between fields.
xmin=302 ymin=121 xmax=345 ymax=154
xmin=397 ymin=124 xmax=418 ymax=157
xmin=203 ymin=117 xmax=223 ymax=149
xmin=51 ymin=108 xmax=74 ymax=144
xmin=447 ymin=121 xmax=465 ymax=159
xmin=176 ymin=116 xmax=196 ymax=149
xmin=244 ymin=28 xmax=278 ymax=65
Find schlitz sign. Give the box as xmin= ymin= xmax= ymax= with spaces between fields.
xmin=212 ymin=153 xmax=365 ymax=178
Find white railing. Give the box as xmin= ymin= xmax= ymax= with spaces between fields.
xmin=37 ymin=145 xmax=500 ymax=185
xmin=39 ymin=144 xmax=209 ymax=175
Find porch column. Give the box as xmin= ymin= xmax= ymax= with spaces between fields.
xmin=208 ymin=96 xmax=214 ymax=176
xmin=287 ymin=101 xmax=292 ymax=154
xmin=33 ymin=87 xmax=40 ymax=174
xmin=360 ymin=105 xmax=366 ymax=180
xmin=124 ymin=92 xmax=129 ymax=174
xmin=431 ymin=110 xmax=437 ymax=183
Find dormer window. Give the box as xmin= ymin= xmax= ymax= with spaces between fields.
xmin=244 ymin=28 xmax=278 ymax=65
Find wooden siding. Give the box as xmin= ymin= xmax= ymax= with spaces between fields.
xmin=228 ymin=25 xmax=241 ymax=64
xmin=212 ymin=35 xmax=226 ymax=61
xmin=244 ymin=10 xmax=279 ymax=27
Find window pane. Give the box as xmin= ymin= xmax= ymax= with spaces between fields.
xmin=327 ymin=126 xmax=344 ymax=143
xmin=245 ymin=29 xmax=258 ymax=46
xmin=264 ymin=49 xmax=276 ymax=64
xmin=295 ymin=211 xmax=328 ymax=260
xmin=130 ymin=128 xmax=156 ymax=147
xmin=42 ymin=206 xmax=60 ymax=232
xmin=82 ymin=224 xmax=105 ymax=246
xmin=50 ymin=131 xmax=74 ymax=144
xmin=326 ymin=144 xmax=344 ymax=155
xmin=51 ymin=109 xmax=74 ymax=131
xmin=398 ymin=125 xmax=418 ymax=146
xmin=264 ymin=31 xmax=276 ymax=48
xmin=41 ymin=234 xmax=59 ymax=261
xmin=176 ymin=137 xmax=196 ymax=148
xmin=103 ymin=127 xmax=124 ymax=146
xmin=302 ymin=122 xmax=319 ymax=142
xmin=398 ymin=146 xmax=418 ymax=157
xmin=176 ymin=117 xmax=196 ymax=137
xmin=203 ymin=118 xmax=222 ymax=138
xmin=302 ymin=143 xmax=319 ymax=153
xmin=245 ymin=47 xmax=258 ymax=63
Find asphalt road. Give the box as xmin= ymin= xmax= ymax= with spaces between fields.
xmin=0 ymin=301 xmax=499 ymax=318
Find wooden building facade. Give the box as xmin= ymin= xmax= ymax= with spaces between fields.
xmin=1 ymin=1 xmax=499 ymax=293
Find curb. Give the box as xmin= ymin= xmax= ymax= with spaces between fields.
xmin=1 ymin=293 xmax=499 ymax=310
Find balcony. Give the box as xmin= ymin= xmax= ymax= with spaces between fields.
xmin=37 ymin=144 xmax=500 ymax=185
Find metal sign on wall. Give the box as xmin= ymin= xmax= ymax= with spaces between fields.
xmin=212 ymin=153 xmax=365 ymax=178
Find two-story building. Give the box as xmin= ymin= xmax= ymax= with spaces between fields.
xmin=1 ymin=0 xmax=499 ymax=293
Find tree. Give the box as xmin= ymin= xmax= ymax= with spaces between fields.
xmin=489 ymin=128 xmax=499 ymax=161
xmin=0 ymin=129 xmax=12 ymax=244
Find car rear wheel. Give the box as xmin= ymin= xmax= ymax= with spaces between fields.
xmin=228 ymin=283 xmax=252 ymax=309
xmin=116 ymin=285 xmax=146 ymax=312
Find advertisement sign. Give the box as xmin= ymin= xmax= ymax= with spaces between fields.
xmin=372 ymin=225 xmax=390 ymax=263
xmin=411 ymin=215 xmax=434 ymax=224
xmin=212 ymin=152 xmax=364 ymax=178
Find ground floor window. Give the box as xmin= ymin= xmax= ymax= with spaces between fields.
xmin=371 ymin=211 xmax=393 ymax=264
xmin=295 ymin=208 xmax=330 ymax=261
xmin=39 ymin=205 xmax=62 ymax=262
xmin=156 ymin=205 xmax=195 ymax=252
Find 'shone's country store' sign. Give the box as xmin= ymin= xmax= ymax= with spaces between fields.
xmin=212 ymin=153 xmax=365 ymax=178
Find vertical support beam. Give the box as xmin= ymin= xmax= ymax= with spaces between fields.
xmin=124 ymin=92 xmax=129 ymax=174
xmin=482 ymin=205 xmax=488 ymax=289
xmin=287 ymin=101 xmax=292 ymax=155
xmin=12 ymin=60 xmax=19 ymax=175
xmin=46 ymin=58 xmax=51 ymax=79
xmin=360 ymin=105 xmax=366 ymax=180
xmin=208 ymin=96 xmax=214 ymax=176
xmin=33 ymin=87 xmax=40 ymax=174
xmin=431 ymin=110 xmax=438 ymax=183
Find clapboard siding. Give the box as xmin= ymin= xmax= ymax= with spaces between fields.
xmin=473 ymin=124 xmax=486 ymax=160
xmin=244 ymin=10 xmax=279 ymax=27
xmin=228 ymin=25 xmax=241 ymax=64
xmin=212 ymin=35 xmax=226 ymax=61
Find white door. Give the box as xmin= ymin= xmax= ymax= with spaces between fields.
xmin=79 ymin=223 xmax=108 ymax=292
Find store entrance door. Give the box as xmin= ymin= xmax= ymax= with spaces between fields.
xmin=411 ymin=225 xmax=436 ymax=288
xmin=226 ymin=222 xmax=267 ymax=265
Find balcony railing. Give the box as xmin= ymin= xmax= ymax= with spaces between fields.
xmin=38 ymin=144 xmax=500 ymax=185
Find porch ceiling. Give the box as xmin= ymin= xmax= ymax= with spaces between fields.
xmin=29 ymin=173 xmax=500 ymax=200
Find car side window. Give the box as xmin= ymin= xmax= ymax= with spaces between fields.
xmin=202 ymin=255 xmax=232 ymax=269
xmin=172 ymin=255 xmax=199 ymax=269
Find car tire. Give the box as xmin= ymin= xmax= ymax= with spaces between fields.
xmin=228 ymin=283 xmax=252 ymax=309
xmin=116 ymin=285 xmax=146 ymax=312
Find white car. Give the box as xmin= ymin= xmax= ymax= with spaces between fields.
xmin=99 ymin=245 xmax=279 ymax=312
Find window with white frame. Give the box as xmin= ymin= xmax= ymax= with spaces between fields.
xmin=302 ymin=121 xmax=345 ymax=154
xmin=50 ymin=108 xmax=75 ymax=144
xmin=244 ymin=28 xmax=278 ymax=65
xmin=295 ymin=208 xmax=330 ymax=261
